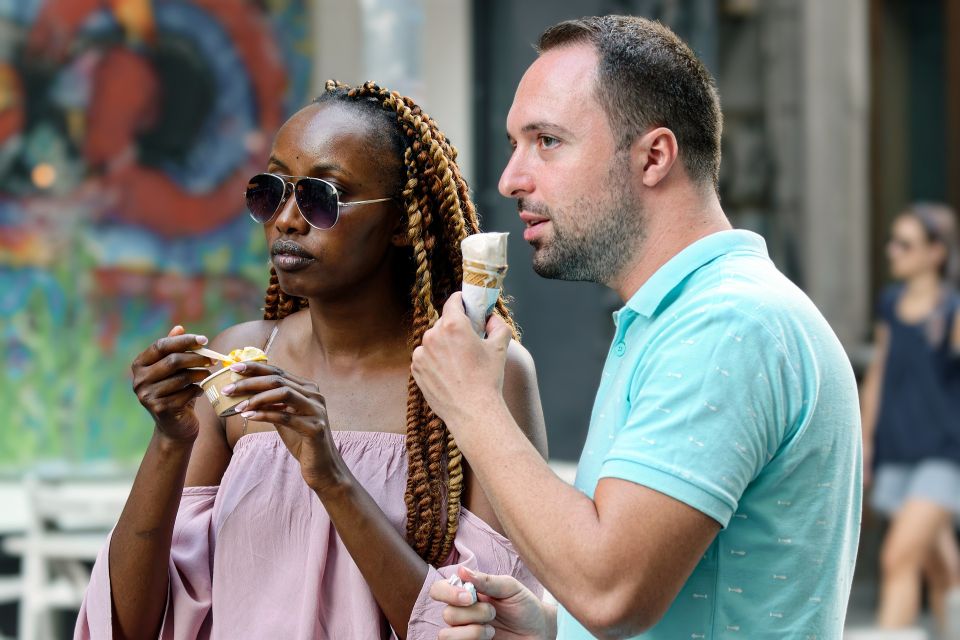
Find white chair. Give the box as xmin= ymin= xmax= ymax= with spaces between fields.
xmin=0 ymin=573 xmax=23 ymax=626
xmin=0 ymin=478 xmax=28 ymax=639
xmin=5 ymin=472 xmax=130 ymax=640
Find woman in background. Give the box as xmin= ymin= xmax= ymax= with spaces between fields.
xmin=861 ymin=202 xmax=960 ymax=631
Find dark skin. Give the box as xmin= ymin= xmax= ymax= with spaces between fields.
xmin=110 ymin=102 xmax=548 ymax=640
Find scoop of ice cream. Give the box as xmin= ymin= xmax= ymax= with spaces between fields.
xmin=461 ymin=232 xmax=508 ymax=265
xmin=220 ymin=346 xmax=267 ymax=368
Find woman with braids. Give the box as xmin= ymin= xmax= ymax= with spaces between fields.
xmin=74 ymin=81 xmax=547 ymax=639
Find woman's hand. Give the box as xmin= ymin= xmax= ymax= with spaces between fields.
xmin=223 ymin=361 xmax=347 ymax=492
xmin=131 ymin=325 xmax=214 ymax=443
xmin=862 ymin=443 xmax=874 ymax=489
xmin=429 ymin=567 xmax=554 ymax=640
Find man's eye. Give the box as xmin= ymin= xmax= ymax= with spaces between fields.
xmin=539 ymin=135 xmax=560 ymax=149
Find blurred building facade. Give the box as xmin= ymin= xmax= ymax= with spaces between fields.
xmin=1 ymin=0 xmax=957 ymax=463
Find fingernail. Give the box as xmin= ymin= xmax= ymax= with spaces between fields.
xmin=230 ymin=363 xmax=246 ymax=372
xmin=241 ymin=411 xmax=255 ymax=418
xmin=222 ymin=384 xmax=236 ymax=395
xmin=196 ymin=335 xmax=208 ymax=345
xmin=484 ymin=626 xmax=495 ymax=639
xmin=458 ymin=591 xmax=473 ymax=605
xmin=234 ymin=400 xmax=248 ymax=412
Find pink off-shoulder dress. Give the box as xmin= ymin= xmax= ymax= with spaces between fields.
xmin=74 ymin=430 xmax=541 ymax=639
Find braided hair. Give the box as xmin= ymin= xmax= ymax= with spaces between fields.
xmin=262 ymin=81 xmax=519 ymax=565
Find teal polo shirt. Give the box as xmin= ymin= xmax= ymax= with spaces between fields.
xmin=557 ymin=230 xmax=862 ymax=639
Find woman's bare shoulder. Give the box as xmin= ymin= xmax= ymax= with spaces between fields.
xmin=503 ymin=339 xmax=548 ymax=458
xmin=208 ymin=319 xmax=278 ymax=353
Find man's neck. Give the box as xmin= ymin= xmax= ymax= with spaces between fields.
xmin=611 ymin=187 xmax=730 ymax=302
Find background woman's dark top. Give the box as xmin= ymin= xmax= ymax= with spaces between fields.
xmin=874 ymin=285 xmax=960 ymax=465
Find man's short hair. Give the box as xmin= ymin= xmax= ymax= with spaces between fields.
xmin=538 ymin=15 xmax=722 ymax=190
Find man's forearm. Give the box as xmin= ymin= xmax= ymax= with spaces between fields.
xmin=446 ymin=396 xmax=608 ymax=608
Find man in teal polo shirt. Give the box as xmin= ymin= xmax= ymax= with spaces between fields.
xmin=411 ymin=15 xmax=862 ymax=639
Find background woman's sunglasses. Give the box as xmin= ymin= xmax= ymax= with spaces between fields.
xmin=887 ymin=236 xmax=921 ymax=253
xmin=245 ymin=173 xmax=392 ymax=230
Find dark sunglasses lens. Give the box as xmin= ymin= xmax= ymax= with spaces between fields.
xmin=295 ymin=178 xmax=339 ymax=229
xmin=246 ymin=174 xmax=284 ymax=223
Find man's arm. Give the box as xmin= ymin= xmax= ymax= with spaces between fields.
xmin=449 ymin=395 xmax=718 ymax=638
xmin=413 ymin=296 xmax=721 ymax=638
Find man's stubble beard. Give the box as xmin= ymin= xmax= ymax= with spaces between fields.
xmin=531 ymin=156 xmax=646 ymax=286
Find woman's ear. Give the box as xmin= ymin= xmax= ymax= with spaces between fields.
xmin=391 ymin=213 xmax=410 ymax=247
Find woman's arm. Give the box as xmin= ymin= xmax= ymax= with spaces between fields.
xmin=860 ymin=322 xmax=889 ymax=485
xmin=229 ymin=340 xmax=547 ymax=639
xmin=109 ymin=326 xmax=217 ymax=639
xmin=109 ymin=322 xmax=262 ymax=639
xmin=951 ymin=307 xmax=960 ymax=353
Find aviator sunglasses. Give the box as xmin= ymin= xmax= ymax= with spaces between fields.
xmin=245 ymin=173 xmax=393 ymax=230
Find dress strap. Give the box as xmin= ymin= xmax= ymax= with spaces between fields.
xmin=263 ymin=322 xmax=280 ymax=355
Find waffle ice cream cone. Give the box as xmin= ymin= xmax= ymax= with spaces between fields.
xmin=461 ymin=233 xmax=508 ymax=336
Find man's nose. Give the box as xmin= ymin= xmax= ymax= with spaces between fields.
xmin=498 ymin=150 xmax=534 ymax=199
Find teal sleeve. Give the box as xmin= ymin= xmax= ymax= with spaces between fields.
xmin=599 ymin=306 xmax=800 ymax=527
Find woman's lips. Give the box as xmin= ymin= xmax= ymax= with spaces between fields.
xmin=272 ymin=253 xmax=315 ymax=271
xmin=271 ymin=239 xmax=316 ymax=271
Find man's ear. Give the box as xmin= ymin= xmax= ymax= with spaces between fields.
xmin=633 ymin=126 xmax=679 ymax=188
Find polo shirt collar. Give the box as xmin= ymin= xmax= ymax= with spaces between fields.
xmin=623 ymin=229 xmax=769 ymax=318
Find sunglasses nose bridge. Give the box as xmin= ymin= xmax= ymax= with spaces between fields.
xmin=280 ymin=179 xmax=294 ymax=205
xmin=273 ymin=179 xmax=307 ymax=229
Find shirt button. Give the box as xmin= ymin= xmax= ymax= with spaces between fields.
xmin=614 ymin=342 xmax=626 ymax=357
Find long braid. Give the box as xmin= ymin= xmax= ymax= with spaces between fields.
xmin=401 ymin=145 xmax=442 ymax=554
xmin=263 ymin=266 xmax=307 ymax=320
xmin=263 ymin=81 xmax=519 ymax=566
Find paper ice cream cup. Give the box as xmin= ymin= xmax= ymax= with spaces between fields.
xmin=199 ymin=365 xmax=261 ymax=417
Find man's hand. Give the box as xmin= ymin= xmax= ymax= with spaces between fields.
xmin=411 ymin=293 xmax=512 ymax=430
xmin=429 ymin=567 xmax=555 ymax=640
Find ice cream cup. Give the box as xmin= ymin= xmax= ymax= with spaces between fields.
xmin=199 ymin=365 xmax=261 ymax=417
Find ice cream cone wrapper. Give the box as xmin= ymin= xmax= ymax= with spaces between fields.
xmin=461 ymin=233 xmax=508 ymax=337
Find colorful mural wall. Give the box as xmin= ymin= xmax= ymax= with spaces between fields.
xmin=0 ymin=0 xmax=312 ymax=465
